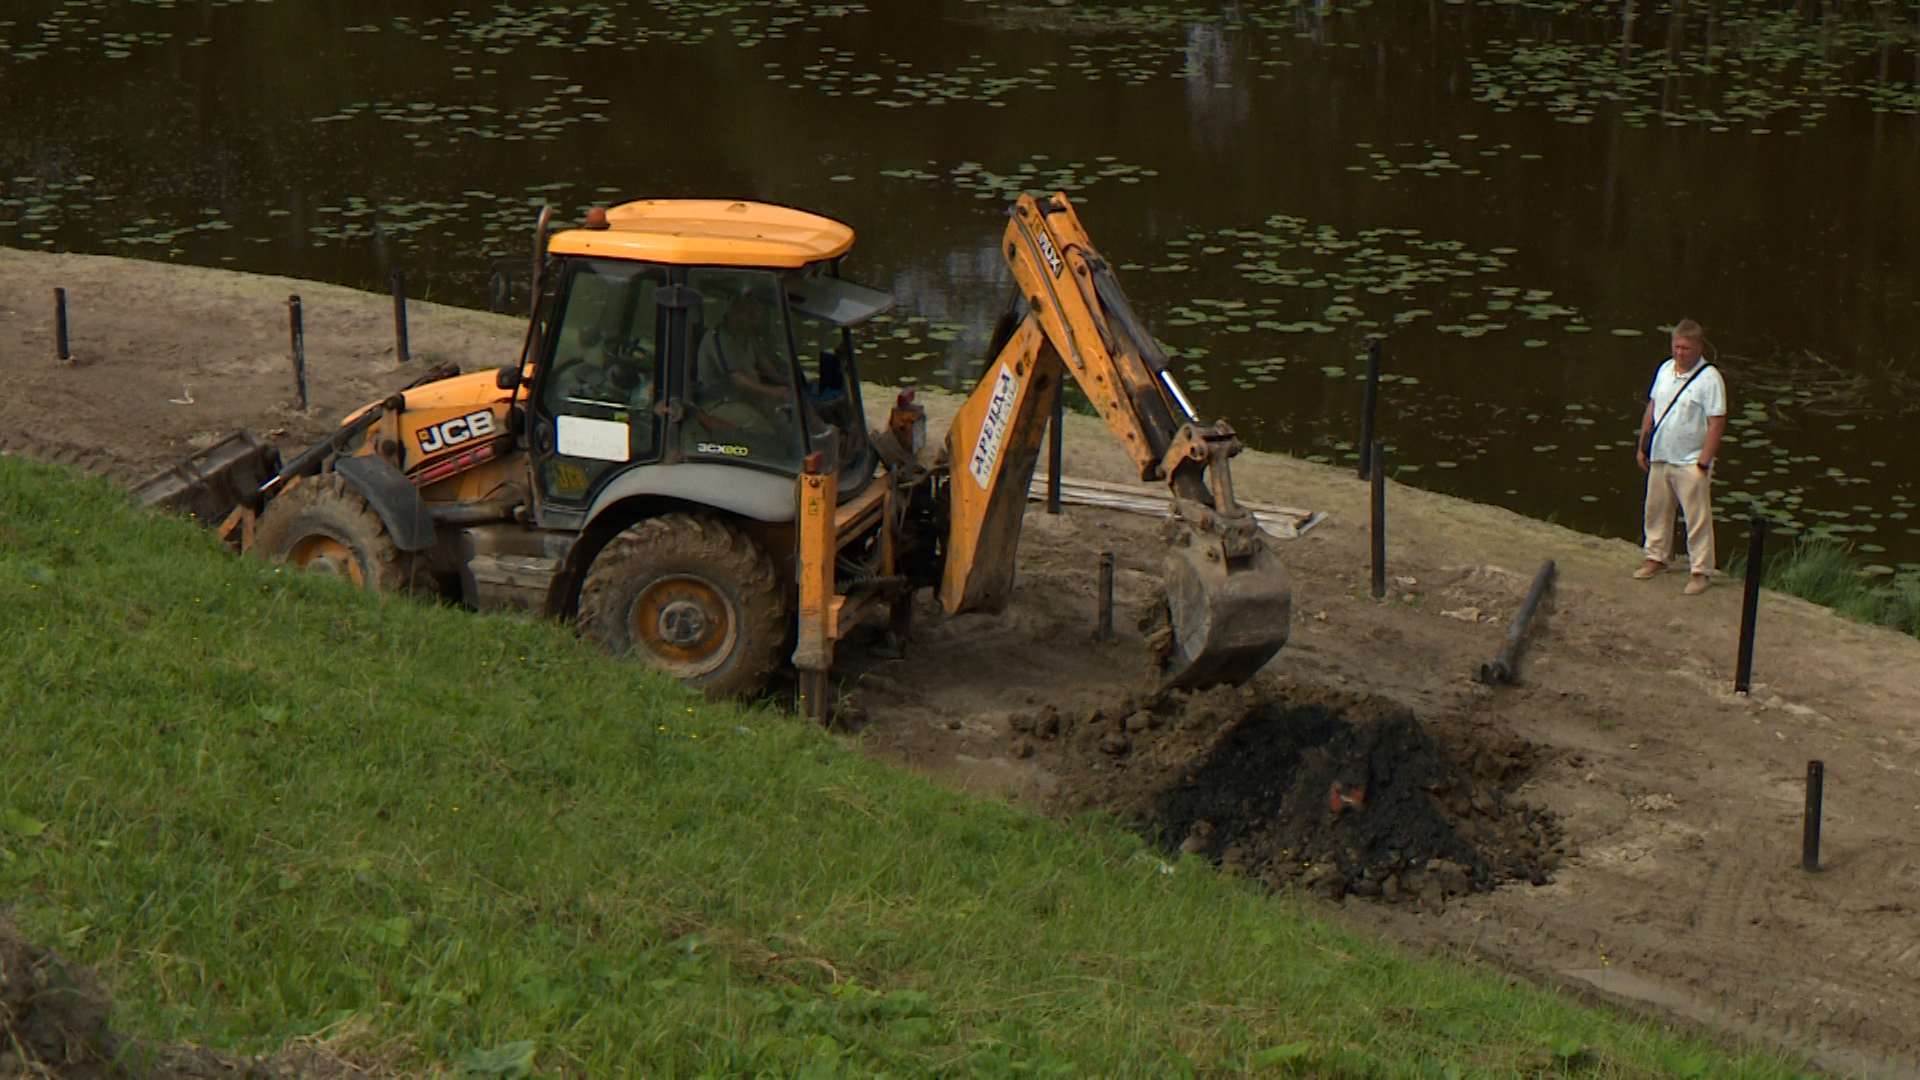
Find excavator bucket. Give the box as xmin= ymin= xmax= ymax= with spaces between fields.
xmin=1158 ymin=529 xmax=1292 ymax=689
xmin=129 ymin=432 xmax=280 ymax=522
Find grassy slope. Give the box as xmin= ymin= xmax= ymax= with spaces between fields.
xmin=0 ymin=458 xmax=1804 ymax=1079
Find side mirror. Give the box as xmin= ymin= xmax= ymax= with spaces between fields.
xmin=496 ymin=365 xmax=522 ymax=391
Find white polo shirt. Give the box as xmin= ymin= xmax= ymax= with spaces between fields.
xmin=1647 ymin=359 xmax=1727 ymax=467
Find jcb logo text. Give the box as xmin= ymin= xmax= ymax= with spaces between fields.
xmin=418 ymin=410 xmax=496 ymax=454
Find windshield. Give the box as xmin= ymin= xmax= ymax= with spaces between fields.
xmin=535 ymin=258 xmax=666 ymax=502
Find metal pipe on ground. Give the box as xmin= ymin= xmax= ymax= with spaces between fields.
xmin=1803 ymin=760 xmax=1824 ymax=872
xmin=1370 ymin=441 xmax=1386 ymax=599
xmin=288 ymin=295 xmax=307 ymax=413
xmin=1358 ymin=337 xmax=1381 ymax=480
xmin=1476 ymin=559 xmax=1558 ymax=685
xmin=1096 ymin=551 xmax=1114 ymax=642
xmin=53 ymin=287 xmax=70 ymax=362
xmin=391 ymin=268 xmax=411 ymax=363
xmin=1735 ymin=510 xmax=1768 ymax=694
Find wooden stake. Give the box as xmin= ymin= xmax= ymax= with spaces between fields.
xmin=54 ymin=287 xmax=71 ymax=362
xmin=288 ymin=295 xmax=308 ymax=412
xmin=1370 ymin=441 xmax=1386 ymax=599
xmin=391 ymin=268 xmax=411 ymax=363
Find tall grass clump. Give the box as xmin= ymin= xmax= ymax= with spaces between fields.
xmin=0 ymin=457 xmax=1809 ymax=1078
xmin=1734 ymin=536 xmax=1920 ymax=637
xmin=1881 ymin=576 xmax=1920 ymax=636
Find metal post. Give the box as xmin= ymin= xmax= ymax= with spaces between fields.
xmin=1803 ymin=760 xmax=1824 ymax=871
xmin=288 ymin=295 xmax=308 ymax=413
xmin=1370 ymin=441 xmax=1386 ymax=599
xmin=1735 ymin=511 xmax=1768 ymax=694
xmin=1096 ymin=552 xmax=1115 ymax=642
xmin=799 ymin=671 xmax=829 ymax=724
xmin=1047 ymin=384 xmax=1064 ymax=515
xmin=1358 ymin=337 xmax=1381 ymax=479
xmin=391 ymin=268 xmax=411 ymax=363
xmin=53 ymin=287 xmax=70 ymax=362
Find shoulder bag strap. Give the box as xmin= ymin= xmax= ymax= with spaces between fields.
xmin=1645 ymin=362 xmax=1713 ymax=452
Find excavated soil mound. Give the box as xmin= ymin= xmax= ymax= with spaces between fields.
xmin=0 ymin=920 xmax=371 ymax=1078
xmin=1009 ymin=678 xmax=1563 ymax=907
xmin=0 ymin=920 xmax=115 ymax=1077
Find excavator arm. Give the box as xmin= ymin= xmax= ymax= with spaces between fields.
xmin=941 ymin=192 xmax=1292 ymax=688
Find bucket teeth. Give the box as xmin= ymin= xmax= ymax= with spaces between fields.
xmin=1158 ymin=526 xmax=1292 ymax=689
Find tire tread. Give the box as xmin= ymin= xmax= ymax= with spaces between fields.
xmin=254 ymin=473 xmax=415 ymax=592
xmin=576 ymin=513 xmax=787 ymax=698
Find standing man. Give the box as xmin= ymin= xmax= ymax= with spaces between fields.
xmin=1634 ymin=319 xmax=1727 ymax=594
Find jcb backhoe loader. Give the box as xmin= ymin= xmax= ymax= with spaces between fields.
xmin=137 ymin=194 xmax=1291 ymax=717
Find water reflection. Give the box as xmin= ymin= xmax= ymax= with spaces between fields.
xmin=0 ymin=0 xmax=1915 ymax=569
xmin=880 ymin=241 xmax=1010 ymax=392
xmin=1184 ymin=9 xmax=1248 ymax=149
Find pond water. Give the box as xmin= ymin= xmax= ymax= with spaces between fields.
xmin=3 ymin=0 xmax=1917 ymax=570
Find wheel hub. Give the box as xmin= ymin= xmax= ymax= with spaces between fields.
xmin=631 ymin=575 xmax=738 ymax=678
xmin=288 ymin=534 xmax=363 ymax=587
xmin=656 ymin=600 xmax=710 ymax=647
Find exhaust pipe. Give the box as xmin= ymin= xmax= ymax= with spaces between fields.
xmin=499 ymin=205 xmax=555 ymax=394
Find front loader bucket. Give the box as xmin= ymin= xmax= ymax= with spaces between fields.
xmin=130 ymin=432 xmax=280 ymax=523
xmin=1159 ymin=531 xmax=1292 ymax=689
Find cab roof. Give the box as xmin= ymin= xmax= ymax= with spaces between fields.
xmin=547 ymin=199 xmax=855 ymax=268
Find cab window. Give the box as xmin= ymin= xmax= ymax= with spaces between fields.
xmin=789 ymin=307 xmax=865 ymax=480
xmin=538 ymin=259 xmax=665 ymax=502
xmin=786 ymin=270 xmax=891 ymax=489
xmin=681 ymin=268 xmax=805 ymax=472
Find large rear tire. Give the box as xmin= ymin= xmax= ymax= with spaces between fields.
xmin=577 ymin=513 xmax=789 ymax=699
xmin=255 ymin=473 xmax=416 ymax=592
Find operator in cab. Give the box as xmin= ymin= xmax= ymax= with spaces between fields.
xmin=694 ymin=288 xmax=793 ymax=435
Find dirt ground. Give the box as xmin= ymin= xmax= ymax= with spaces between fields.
xmin=0 ymin=250 xmax=520 ymax=484
xmin=5 ymin=249 xmax=1919 ymax=1077
xmin=0 ymin=917 xmax=370 ymax=1078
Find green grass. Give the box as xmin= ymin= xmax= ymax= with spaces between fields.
xmin=1732 ymin=537 xmax=1920 ymax=637
xmin=0 ymin=456 xmax=1809 ymax=1078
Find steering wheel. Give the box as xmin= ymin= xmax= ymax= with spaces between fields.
xmin=601 ymin=341 xmax=653 ymax=397
xmin=606 ymin=338 xmax=651 ymax=365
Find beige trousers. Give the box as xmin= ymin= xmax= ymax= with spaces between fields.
xmin=1643 ymin=462 xmax=1716 ymax=576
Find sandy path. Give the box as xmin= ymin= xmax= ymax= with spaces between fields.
xmin=0 ymin=249 xmax=522 ymax=480
xmin=4 ymin=248 xmax=1917 ymax=1075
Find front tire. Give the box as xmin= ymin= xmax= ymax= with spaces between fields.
xmin=255 ymin=473 xmax=415 ymax=592
xmin=577 ymin=513 xmax=788 ymax=698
